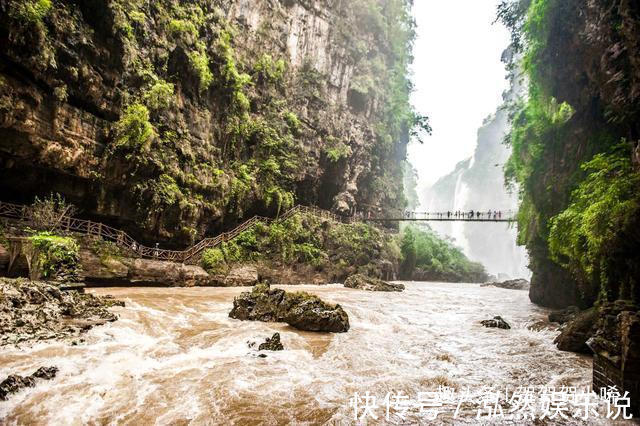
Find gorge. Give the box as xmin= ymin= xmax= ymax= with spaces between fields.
xmin=1 ymin=0 xmax=640 ymax=423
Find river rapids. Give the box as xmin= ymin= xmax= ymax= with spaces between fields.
xmin=0 ymin=282 xmax=631 ymax=425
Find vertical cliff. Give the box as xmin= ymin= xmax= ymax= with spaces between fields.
xmin=499 ymin=0 xmax=640 ymax=308
xmin=0 ymin=0 xmax=426 ymax=245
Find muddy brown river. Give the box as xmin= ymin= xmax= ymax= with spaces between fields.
xmin=0 ymin=282 xmax=634 ymax=424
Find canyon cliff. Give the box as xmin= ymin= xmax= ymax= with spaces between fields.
xmin=0 ymin=0 xmax=425 ymax=246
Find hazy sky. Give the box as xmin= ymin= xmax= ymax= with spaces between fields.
xmin=407 ymin=0 xmax=511 ymax=191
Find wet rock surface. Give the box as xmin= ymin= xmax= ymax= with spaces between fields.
xmin=0 ymin=278 xmax=124 ymax=346
xmin=0 ymin=366 xmax=58 ymax=401
xmin=208 ymin=265 xmax=259 ymax=287
xmin=258 ymin=333 xmax=284 ymax=351
xmin=554 ymin=308 xmax=597 ymax=354
xmin=481 ymin=279 xmax=530 ymax=291
xmin=481 ymin=316 xmax=511 ymax=329
xmin=549 ymin=305 xmax=580 ymax=324
xmin=229 ymin=283 xmax=349 ymax=333
xmin=343 ymin=274 xmax=404 ymax=292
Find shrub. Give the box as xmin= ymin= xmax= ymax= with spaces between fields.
xmin=144 ymin=80 xmax=174 ymax=110
xmin=189 ymin=49 xmax=213 ymax=91
xmin=324 ymin=140 xmax=352 ymax=162
xmin=201 ymin=247 xmax=226 ymax=273
xmin=29 ymin=232 xmax=80 ymax=280
xmin=30 ymin=194 xmax=77 ymax=232
xmin=10 ymin=0 xmax=52 ymax=23
xmin=168 ymin=19 xmax=198 ymax=38
xmin=114 ymin=103 xmax=154 ymax=150
xmin=254 ymin=54 xmax=286 ymax=82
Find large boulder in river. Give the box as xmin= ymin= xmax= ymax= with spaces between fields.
xmin=344 ymin=274 xmax=404 ymax=292
xmin=229 ymin=283 xmax=349 ymax=332
xmin=554 ymin=308 xmax=598 ymax=353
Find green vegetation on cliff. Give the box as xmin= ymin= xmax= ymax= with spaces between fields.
xmin=202 ymin=212 xmax=400 ymax=282
xmin=28 ymin=232 xmax=80 ymax=281
xmin=499 ymin=0 xmax=640 ymax=306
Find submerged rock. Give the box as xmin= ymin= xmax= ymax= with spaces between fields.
xmin=343 ymin=274 xmax=404 ymax=292
xmin=549 ymin=306 xmax=580 ymax=324
xmin=0 ymin=278 xmax=124 ymax=346
xmin=481 ymin=279 xmax=529 ymax=291
xmin=0 ymin=366 xmax=58 ymax=401
xmin=229 ymin=283 xmax=349 ymax=333
xmin=554 ymin=308 xmax=598 ymax=354
xmin=481 ymin=316 xmax=511 ymax=329
xmin=258 ymin=333 xmax=284 ymax=351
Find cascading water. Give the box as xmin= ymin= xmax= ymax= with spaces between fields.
xmin=422 ymin=107 xmax=531 ymax=280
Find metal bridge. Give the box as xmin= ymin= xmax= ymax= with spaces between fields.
xmin=363 ymin=210 xmax=516 ymax=223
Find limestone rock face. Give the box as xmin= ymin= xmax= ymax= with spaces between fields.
xmin=554 ymin=308 xmax=597 ymax=354
xmin=343 ymin=274 xmax=404 ymax=292
xmin=80 ymin=249 xmax=209 ymax=287
xmin=208 ymin=265 xmax=259 ymax=287
xmin=229 ymin=283 xmax=349 ymax=333
xmin=548 ymin=306 xmax=580 ymax=324
xmin=0 ymin=0 xmax=408 ymax=245
xmin=587 ymin=301 xmax=640 ymax=415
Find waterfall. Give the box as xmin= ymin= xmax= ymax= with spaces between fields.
xmin=422 ymin=109 xmax=531 ymax=280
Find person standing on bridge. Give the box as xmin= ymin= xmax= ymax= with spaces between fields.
xmin=476 ymin=211 xmax=481 ymax=219
xmin=498 ymin=211 xmax=502 ymax=219
xmin=447 ymin=211 xmax=451 ymax=218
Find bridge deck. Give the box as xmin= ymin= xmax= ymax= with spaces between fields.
xmin=365 ymin=218 xmax=515 ymax=222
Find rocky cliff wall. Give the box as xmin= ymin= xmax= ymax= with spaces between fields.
xmin=0 ymin=0 xmax=421 ymax=246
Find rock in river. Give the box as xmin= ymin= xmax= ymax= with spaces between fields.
xmin=258 ymin=333 xmax=284 ymax=351
xmin=229 ymin=283 xmax=350 ymax=333
xmin=554 ymin=308 xmax=597 ymax=354
xmin=0 ymin=366 xmax=58 ymax=401
xmin=481 ymin=316 xmax=511 ymax=329
xmin=343 ymin=274 xmax=404 ymax=292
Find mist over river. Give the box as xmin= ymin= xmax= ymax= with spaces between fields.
xmin=0 ymin=283 xmax=624 ymax=425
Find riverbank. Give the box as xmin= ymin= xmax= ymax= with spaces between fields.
xmin=0 ymin=282 xmax=608 ymax=423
